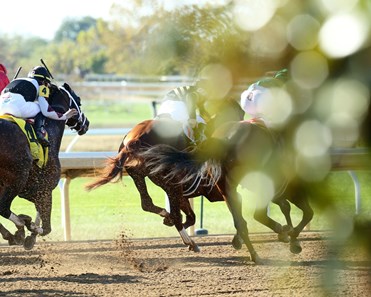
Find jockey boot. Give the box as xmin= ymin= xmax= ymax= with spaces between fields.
xmin=34 ymin=113 xmax=50 ymax=147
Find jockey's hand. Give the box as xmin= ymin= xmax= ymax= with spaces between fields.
xmin=64 ymin=108 xmax=78 ymax=119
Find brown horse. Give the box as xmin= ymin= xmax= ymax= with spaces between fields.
xmin=86 ymin=98 xmax=245 ymax=242
xmin=0 ymin=83 xmax=89 ymax=249
xmin=135 ymin=120 xmax=314 ymax=263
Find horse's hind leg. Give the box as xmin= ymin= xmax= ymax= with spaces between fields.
xmin=272 ymin=198 xmax=294 ymax=243
xmin=0 ymin=190 xmax=27 ymax=245
xmin=179 ymin=198 xmax=196 ymax=229
xmin=130 ymin=172 xmax=170 ymax=218
xmin=253 ymin=202 xmax=287 ymax=240
xmin=227 ymin=186 xmax=261 ymax=264
xmin=167 ymin=189 xmax=200 ymax=252
xmin=287 ymin=195 xmax=314 ymax=254
xmin=0 ymin=223 xmax=18 ymax=245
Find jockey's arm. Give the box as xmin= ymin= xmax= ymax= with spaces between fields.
xmin=38 ymin=96 xmax=73 ymax=120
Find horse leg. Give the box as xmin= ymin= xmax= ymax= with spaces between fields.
xmin=20 ymin=192 xmax=53 ymax=251
xmin=271 ymin=197 xmax=294 ymax=243
xmin=167 ymin=189 xmax=200 ymax=252
xmin=23 ymin=211 xmax=42 ymax=250
xmin=253 ymin=203 xmax=287 ymax=241
xmin=179 ymin=198 xmax=196 ymax=229
xmin=8 ymin=213 xmax=27 ymax=245
xmin=35 ymin=192 xmax=52 ymax=236
xmin=231 ymin=194 xmax=243 ymax=250
xmin=287 ymin=196 xmax=314 ymax=254
xmin=226 ymin=185 xmax=262 ymax=264
xmin=0 ymin=223 xmax=18 ymax=245
xmin=0 ymin=189 xmax=27 ymax=245
xmin=130 ymin=172 xmax=171 ymax=220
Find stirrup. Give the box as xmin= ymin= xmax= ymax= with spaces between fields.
xmin=38 ymin=138 xmax=50 ymax=148
xmin=36 ymin=133 xmax=50 ymax=147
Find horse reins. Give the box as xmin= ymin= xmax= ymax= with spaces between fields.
xmin=59 ymin=86 xmax=86 ymax=129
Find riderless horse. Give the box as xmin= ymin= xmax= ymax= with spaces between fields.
xmin=0 ymin=83 xmax=89 ymax=249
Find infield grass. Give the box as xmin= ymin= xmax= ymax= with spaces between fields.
xmin=4 ymin=171 xmax=371 ymax=242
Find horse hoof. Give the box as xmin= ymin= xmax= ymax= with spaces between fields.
xmin=14 ymin=229 xmax=25 ymax=245
xmin=163 ymin=217 xmax=174 ymax=227
xmin=277 ymin=232 xmax=290 ymax=243
xmin=251 ymin=253 xmax=264 ymax=265
xmin=290 ymin=240 xmax=302 ymax=254
xmin=7 ymin=235 xmax=18 ymax=246
xmin=231 ymin=235 xmax=243 ymax=250
xmin=189 ymin=244 xmax=200 ymax=253
xmin=24 ymin=235 xmax=37 ymax=250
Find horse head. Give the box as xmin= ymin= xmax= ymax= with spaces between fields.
xmin=51 ymin=82 xmax=90 ymax=135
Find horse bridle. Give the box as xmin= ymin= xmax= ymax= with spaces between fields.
xmin=58 ymin=85 xmax=88 ymax=132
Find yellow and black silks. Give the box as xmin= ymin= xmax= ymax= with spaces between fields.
xmin=0 ymin=115 xmax=48 ymax=168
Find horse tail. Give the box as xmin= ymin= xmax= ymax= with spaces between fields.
xmin=139 ymin=144 xmax=222 ymax=188
xmin=85 ymin=147 xmax=128 ymax=191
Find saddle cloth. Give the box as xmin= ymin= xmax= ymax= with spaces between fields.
xmin=0 ymin=115 xmax=48 ymax=168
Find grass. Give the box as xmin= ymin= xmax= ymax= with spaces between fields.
xmin=83 ymin=101 xmax=154 ymax=128
xmin=2 ymin=101 xmax=371 ymax=242
xmin=4 ymin=171 xmax=371 ymax=242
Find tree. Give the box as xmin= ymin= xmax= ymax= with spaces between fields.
xmin=54 ymin=16 xmax=97 ymax=42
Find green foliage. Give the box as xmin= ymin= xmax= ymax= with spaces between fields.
xmin=54 ymin=16 xmax=97 ymax=42
xmin=0 ymin=2 xmax=267 ymax=78
xmin=0 ymin=35 xmax=48 ymax=77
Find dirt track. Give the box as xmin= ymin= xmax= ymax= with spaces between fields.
xmin=0 ymin=232 xmax=370 ymax=297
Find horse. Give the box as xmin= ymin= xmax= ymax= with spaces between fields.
xmin=86 ymin=97 xmax=245 ymax=242
xmin=0 ymin=82 xmax=89 ymax=250
xmin=135 ymin=120 xmax=314 ymax=263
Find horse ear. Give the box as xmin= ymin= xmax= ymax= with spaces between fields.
xmin=63 ymin=83 xmax=71 ymax=92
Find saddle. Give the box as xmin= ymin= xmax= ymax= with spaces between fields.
xmin=0 ymin=115 xmax=49 ymax=168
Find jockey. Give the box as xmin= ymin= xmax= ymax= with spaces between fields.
xmin=0 ymin=65 xmax=77 ymax=147
xmin=157 ymin=79 xmax=211 ymax=143
xmin=0 ymin=63 xmax=10 ymax=93
xmin=240 ymin=68 xmax=289 ymax=128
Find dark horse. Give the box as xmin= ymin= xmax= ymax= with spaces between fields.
xmin=134 ymin=120 xmax=314 ymax=263
xmin=86 ymin=97 xmax=245 ymax=245
xmin=0 ymin=83 xmax=89 ymax=249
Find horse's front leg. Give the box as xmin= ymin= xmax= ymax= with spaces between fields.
xmin=21 ymin=192 xmax=53 ymax=250
xmin=34 ymin=192 xmax=52 ymax=236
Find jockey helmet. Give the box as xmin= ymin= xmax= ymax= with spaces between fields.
xmin=28 ymin=66 xmax=51 ymax=83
